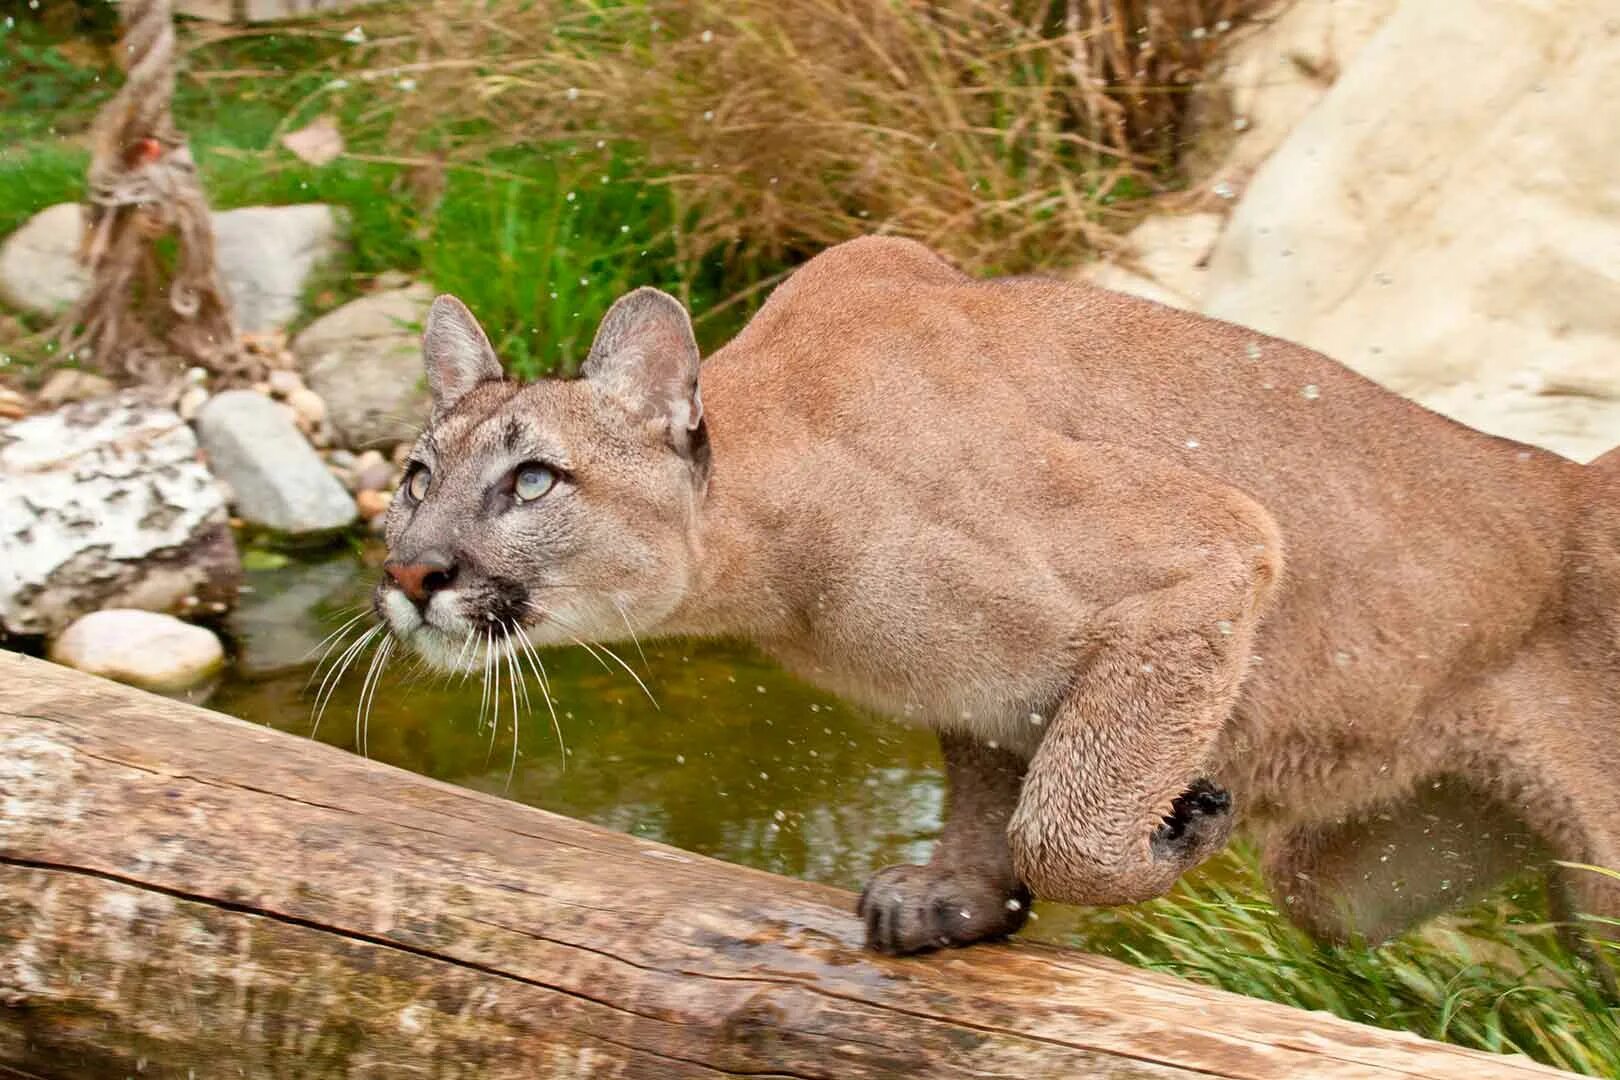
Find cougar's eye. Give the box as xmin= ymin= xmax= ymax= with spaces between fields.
xmin=406 ymin=465 xmax=431 ymax=502
xmin=513 ymin=464 xmax=556 ymax=503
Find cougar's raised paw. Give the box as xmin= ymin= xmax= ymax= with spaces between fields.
xmin=856 ymin=864 xmax=1031 ymax=955
xmin=1152 ymin=777 xmax=1234 ymax=861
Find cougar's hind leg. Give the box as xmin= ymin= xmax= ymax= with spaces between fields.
xmin=858 ymin=730 xmax=1031 ymax=955
xmin=1262 ymin=777 xmax=1547 ymax=945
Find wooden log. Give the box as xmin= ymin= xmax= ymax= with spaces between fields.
xmin=0 ymin=652 xmax=1574 ymax=1079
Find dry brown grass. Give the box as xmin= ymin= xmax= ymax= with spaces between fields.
xmin=344 ymin=0 xmax=1259 ymax=278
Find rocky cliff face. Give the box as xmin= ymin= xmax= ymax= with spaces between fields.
xmin=1085 ymin=0 xmax=1620 ymax=463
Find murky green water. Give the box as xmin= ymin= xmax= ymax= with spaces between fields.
xmin=206 ymin=544 xmax=1125 ymax=945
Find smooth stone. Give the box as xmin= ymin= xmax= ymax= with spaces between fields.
xmin=356 ymin=488 xmax=392 ymax=521
xmin=195 ymin=390 xmax=357 ymax=535
xmin=267 ymin=369 xmax=305 ymax=397
xmin=0 ymin=203 xmax=345 ymax=333
xmin=50 ymin=609 xmax=225 ymax=693
xmin=296 ymin=283 xmax=435 ymax=450
xmin=286 ymin=386 xmax=328 ymax=428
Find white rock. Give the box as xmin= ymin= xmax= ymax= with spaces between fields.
xmin=0 ymin=396 xmax=240 ymax=636
xmin=285 ymin=387 xmax=328 ymax=428
xmin=177 ymin=385 xmax=210 ymax=421
xmin=1080 ymin=213 xmax=1224 ymax=311
xmin=1185 ymin=0 xmax=1398 ymax=186
xmin=195 ymin=389 xmax=357 ymax=534
xmin=0 ymin=203 xmax=345 ymax=333
xmin=1200 ymin=0 xmax=1620 ymax=463
xmin=50 ymin=609 xmax=224 ymax=693
xmin=267 ymin=369 xmax=305 ymax=397
xmin=295 ymin=283 xmax=435 ymax=450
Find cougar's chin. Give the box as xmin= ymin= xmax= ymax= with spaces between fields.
xmin=378 ymin=589 xmax=485 ymax=673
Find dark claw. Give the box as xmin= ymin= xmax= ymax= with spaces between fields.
xmin=1152 ymin=777 xmax=1234 ymax=859
xmin=855 ymin=865 xmax=1030 ymax=955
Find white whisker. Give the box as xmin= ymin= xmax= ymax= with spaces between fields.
xmin=514 ymin=621 xmax=567 ymax=772
xmin=489 ymin=624 xmax=502 ymax=745
xmin=522 ymin=599 xmax=659 ymax=710
xmin=573 ymin=634 xmax=659 ymax=711
xmin=303 ymin=610 xmax=371 ymax=689
xmin=311 ymin=624 xmax=381 ymax=738
xmin=611 ymin=597 xmax=650 ymax=670
xmin=355 ymin=632 xmax=393 ymax=759
xmin=499 ymin=624 xmax=525 ymax=789
xmin=477 ymin=625 xmax=494 ymax=731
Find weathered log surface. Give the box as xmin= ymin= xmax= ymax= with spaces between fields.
xmin=0 ymin=651 xmax=1574 ymax=1079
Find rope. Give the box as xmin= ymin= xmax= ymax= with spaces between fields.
xmin=58 ymin=0 xmax=261 ymax=385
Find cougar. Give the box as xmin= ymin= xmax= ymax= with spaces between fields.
xmin=376 ymin=237 xmax=1620 ymax=956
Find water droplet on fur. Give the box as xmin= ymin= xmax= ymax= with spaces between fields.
xmin=1005 ymin=898 xmax=1023 ymax=912
xmin=1029 ymin=713 xmax=1043 ymax=726
xmin=1185 ymin=439 xmax=1200 ymax=449
xmin=1245 ymin=341 xmax=1263 ymax=360
xmin=1301 ymin=384 xmax=1321 ymax=400
xmin=1215 ymin=620 xmax=1234 ymax=636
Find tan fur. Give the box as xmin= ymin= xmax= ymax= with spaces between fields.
xmin=380 ymin=239 xmax=1620 ymax=956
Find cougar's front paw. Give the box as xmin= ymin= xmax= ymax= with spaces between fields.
xmin=856 ymin=864 xmax=1031 ymax=955
xmin=1151 ymin=778 xmax=1233 ymax=863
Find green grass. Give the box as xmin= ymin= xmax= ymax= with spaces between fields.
xmin=1089 ymin=846 xmax=1620 ymax=1075
xmin=0 ymin=16 xmax=743 ymax=378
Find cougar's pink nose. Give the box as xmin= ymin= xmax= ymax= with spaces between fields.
xmin=384 ymin=554 xmax=457 ymax=606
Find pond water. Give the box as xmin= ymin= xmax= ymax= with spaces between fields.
xmin=205 ymin=543 xmax=1155 ymax=948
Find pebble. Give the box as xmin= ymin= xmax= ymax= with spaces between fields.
xmin=355 ymin=459 xmax=395 ymax=493
xmin=49 ymin=609 xmax=225 ymax=693
xmin=177 ymin=385 xmax=210 ymax=421
xmin=356 ymin=488 xmax=392 ymax=521
xmin=285 ymin=386 xmax=328 ymax=428
xmin=0 ymin=386 xmax=26 ymax=420
xmin=268 ymin=369 xmax=305 ymax=397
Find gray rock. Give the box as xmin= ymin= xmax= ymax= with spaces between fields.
xmin=296 ymin=283 xmax=434 ymax=450
xmin=50 ymin=608 xmax=225 ymax=693
xmin=0 ymin=203 xmax=345 ymax=333
xmin=0 ymin=395 xmax=241 ymax=636
xmin=227 ymin=554 xmax=370 ymax=679
xmin=196 ymin=390 xmax=357 ymax=535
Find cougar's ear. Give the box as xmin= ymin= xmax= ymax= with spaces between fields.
xmin=583 ymin=287 xmax=703 ymax=454
xmin=423 ymin=294 xmax=503 ymax=416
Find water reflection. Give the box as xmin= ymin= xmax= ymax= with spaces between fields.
xmin=216 ymin=551 xmax=948 ymax=874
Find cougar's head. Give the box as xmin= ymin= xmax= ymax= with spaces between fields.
xmin=376 ymin=289 xmax=708 ymax=671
